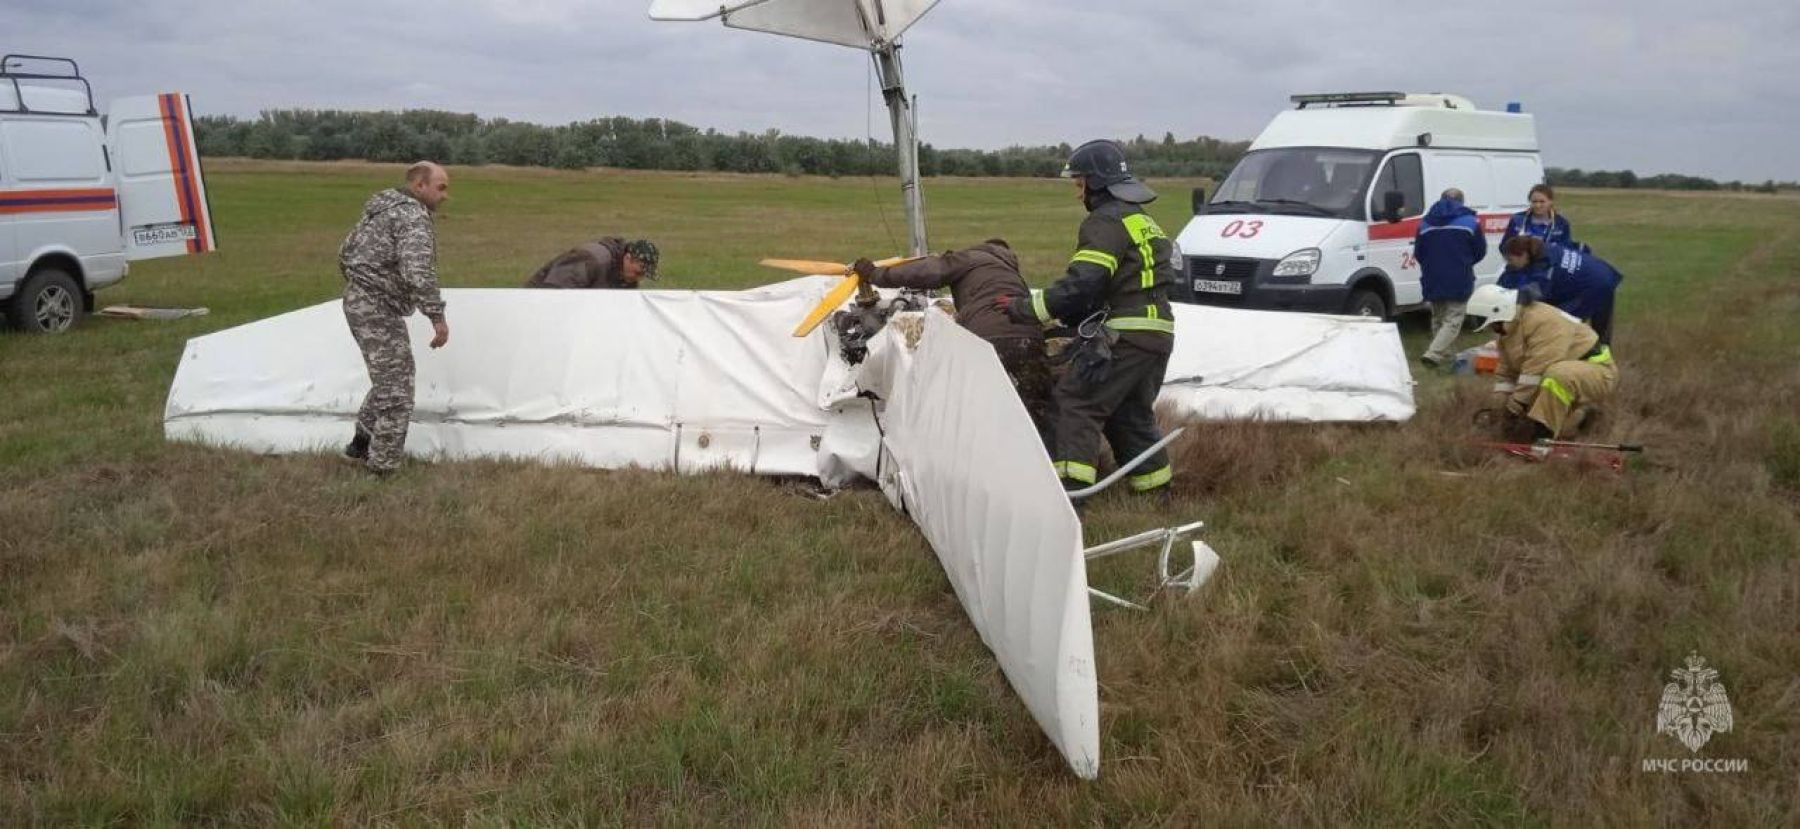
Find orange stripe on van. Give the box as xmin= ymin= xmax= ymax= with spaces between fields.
xmin=0 ymin=187 xmax=119 ymax=214
xmin=1366 ymin=217 xmax=1421 ymax=241
xmin=1367 ymin=212 xmax=1514 ymax=242
xmin=158 ymin=93 xmax=199 ymax=253
xmin=168 ymin=94 xmax=211 ymax=252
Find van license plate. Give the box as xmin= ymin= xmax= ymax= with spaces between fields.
xmin=1194 ymin=279 xmax=1242 ymax=295
xmin=131 ymin=223 xmax=198 ymax=246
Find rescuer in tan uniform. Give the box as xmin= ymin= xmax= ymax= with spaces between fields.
xmin=1466 ymin=284 xmax=1618 ymax=440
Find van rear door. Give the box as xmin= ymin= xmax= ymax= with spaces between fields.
xmin=106 ymin=93 xmax=216 ymax=260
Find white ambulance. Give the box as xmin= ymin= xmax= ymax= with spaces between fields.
xmin=0 ymin=54 xmax=216 ymax=333
xmin=1175 ymin=92 xmax=1542 ymax=318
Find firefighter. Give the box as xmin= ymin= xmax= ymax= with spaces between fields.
xmin=1466 ymin=283 xmax=1618 ymax=440
xmin=851 ymin=241 xmax=1052 ymax=445
xmin=1003 ymin=139 xmax=1179 ymax=499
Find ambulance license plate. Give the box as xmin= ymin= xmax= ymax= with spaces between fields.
xmin=1194 ymin=279 xmax=1242 ymax=295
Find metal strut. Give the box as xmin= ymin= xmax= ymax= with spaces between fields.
xmin=1083 ymin=521 xmax=1219 ymax=611
xmin=872 ymin=43 xmax=927 ymax=257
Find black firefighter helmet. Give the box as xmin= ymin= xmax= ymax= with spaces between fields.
xmin=1061 ymin=139 xmax=1157 ymax=204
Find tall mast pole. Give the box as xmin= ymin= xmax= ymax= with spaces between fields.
xmin=872 ymin=42 xmax=926 ymax=257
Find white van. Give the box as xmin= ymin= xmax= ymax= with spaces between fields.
xmin=1 ymin=54 xmax=216 ymax=332
xmin=1175 ymin=92 xmax=1542 ymax=318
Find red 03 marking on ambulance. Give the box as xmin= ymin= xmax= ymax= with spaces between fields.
xmin=1220 ymin=219 xmax=1264 ymax=239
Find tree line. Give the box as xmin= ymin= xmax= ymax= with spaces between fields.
xmin=191 ymin=109 xmax=1788 ymax=191
xmin=1546 ymin=168 xmax=1790 ymax=193
xmin=191 ymin=109 xmax=1248 ymax=179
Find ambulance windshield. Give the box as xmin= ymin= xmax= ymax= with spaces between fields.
xmin=1207 ymin=148 xmax=1380 ymax=219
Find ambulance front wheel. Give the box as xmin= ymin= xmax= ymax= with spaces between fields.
xmin=1343 ymin=287 xmax=1389 ymax=320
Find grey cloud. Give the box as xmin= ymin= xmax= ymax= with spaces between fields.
xmin=8 ymin=0 xmax=1795 ymax=180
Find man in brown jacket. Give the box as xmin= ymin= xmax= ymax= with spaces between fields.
xmin=852 ymin=240 xmax=1052 ymax=445
xmin=523 ymin=237 xmax=659 ymax=289
xmin=1467 ymin=284 xmax=1618 ymax=440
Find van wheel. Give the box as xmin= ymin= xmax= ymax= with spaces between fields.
xmin=1344 ymin=287 xmax=1389 ymax=319
xmin=6 ymin=267 xmax=82 ymax=333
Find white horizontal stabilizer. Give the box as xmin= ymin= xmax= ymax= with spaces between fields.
xmin=649 ymin=0 xmax=941 ymax=49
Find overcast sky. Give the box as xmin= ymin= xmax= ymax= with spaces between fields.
xmin=10 ymin=0 xmax=1796 ymax=181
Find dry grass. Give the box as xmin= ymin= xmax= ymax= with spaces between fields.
xmin=2 ymin=163 xmax=1796 ymax=823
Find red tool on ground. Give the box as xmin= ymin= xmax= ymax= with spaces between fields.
xmin=1485 ymin=439 xmax=1645 ymax=472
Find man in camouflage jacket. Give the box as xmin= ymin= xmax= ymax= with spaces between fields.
xmin=338 ymin=161 xmax=451 ymax=474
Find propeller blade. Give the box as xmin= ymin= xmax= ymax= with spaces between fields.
xmin=779 ymin=255 xmax=924 ymax=338
xmin=760 ymin=255 xmax=919 ymax=275
xmin=792 ymin=275 xmax=862 ymax=337
xmin=760 ymin=258 xmax=852 ymax=275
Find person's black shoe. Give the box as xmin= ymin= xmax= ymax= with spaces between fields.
xmin=1143 ymin=485 xmax=1175 ymax=508
xmin=1500 ymin=411 xmax=1541 ymax=444
xmin=1570 ymin=405 xmax=1604 ymax=436
xmin=343 ymin=427 xmax=371 ymax=461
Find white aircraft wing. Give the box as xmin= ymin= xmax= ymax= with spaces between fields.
xmin=649 ymin=0 xmax=942 ymax=49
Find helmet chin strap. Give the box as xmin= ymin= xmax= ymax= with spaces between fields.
xmin=1080 ymin=180 xmax=1113 ymax=211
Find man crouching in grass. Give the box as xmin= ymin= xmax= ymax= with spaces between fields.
xmin=338 ymin=161 xmax=452 ymax=475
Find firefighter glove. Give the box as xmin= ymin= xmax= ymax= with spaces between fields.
xmin=1001 ymin=295 xmax=1037 ymax=324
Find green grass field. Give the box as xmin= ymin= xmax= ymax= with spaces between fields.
xmin=3 ymin=160 xmax=1797 ymax=824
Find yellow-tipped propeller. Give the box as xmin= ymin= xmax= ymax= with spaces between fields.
xmin=760 ymin=256 xmax=918 ymax=337
xmin=758 ymin=258 xmax=861 ymax=275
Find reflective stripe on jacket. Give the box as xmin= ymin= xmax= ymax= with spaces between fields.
xmin=1494 ymin=302 xmax=1601 ymax=408
xmin=1032 ymin=197 xmax=1178 ymax=351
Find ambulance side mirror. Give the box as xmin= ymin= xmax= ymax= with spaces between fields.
xmin=1382 ymin=190 xmax=1405 ymax=223
xmin=1191 ymin=187 xmax=1207 ymax=215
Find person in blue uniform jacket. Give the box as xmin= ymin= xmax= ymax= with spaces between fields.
xmin=1499 ymin=183 xmax=1577 ymax=250
xmin=1414 ymin=188 xmax=1488 ymax=367
xmin=1499 ymin=236 xmax=1623 ymax=344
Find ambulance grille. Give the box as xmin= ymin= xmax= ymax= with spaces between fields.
xmin=1187 ymin=257 xmax=1260 ymax=283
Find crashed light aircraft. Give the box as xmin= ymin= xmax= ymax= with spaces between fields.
xmin=164 ymin=277 xmax=1412 ymax=778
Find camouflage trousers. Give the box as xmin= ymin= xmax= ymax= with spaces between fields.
xmin=990 ymin=336 xmax=1054 ymax=449
xmin=343 ymin=282 xmax=416 ymax=472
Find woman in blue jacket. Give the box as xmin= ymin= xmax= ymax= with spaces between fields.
xmin=1499 ymin=184 xmax=1577 ymax=250
xmin=1499 ymin=236 xmax=1623 ymax=344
